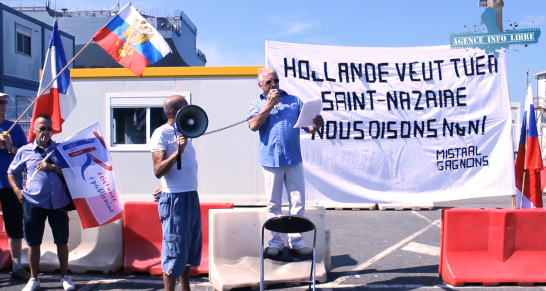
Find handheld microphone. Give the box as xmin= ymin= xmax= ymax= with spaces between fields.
xmin=271 ymin=89 xmax=279 ymax=110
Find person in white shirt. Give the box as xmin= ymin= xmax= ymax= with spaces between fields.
xmin=150 ymin=95 xmax=201 ymax=291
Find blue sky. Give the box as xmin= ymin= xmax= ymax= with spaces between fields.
xmin=61 ymin=0 xmax=546 ymax=105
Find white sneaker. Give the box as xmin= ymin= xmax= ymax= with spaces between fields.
xmin=61 ymin=276 xmax=75 ymax=291
xmin=22 ymin=278 xmax=40 ymax=291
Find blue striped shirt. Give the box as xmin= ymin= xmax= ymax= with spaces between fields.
xmin=8 ymin=141 xmax=69 ymax=209
xmin=248 ymin=90 xmax=304 ymax=167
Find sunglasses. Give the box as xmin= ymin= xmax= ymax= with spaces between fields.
xmin=264 ymin=79 xmax=279 ymax=86
xmin=0 ymin=100 xmax=8 ymax=105
xmin=38 ymin=126 xmax=53 ymax=132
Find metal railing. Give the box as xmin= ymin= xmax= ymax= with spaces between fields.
xmin=45 ymin=1 xmax=197 ymax=35
xmin=197 ymin=49 xmax=207 ymax=64
xmin=1 ymin=0 xmax=198 ymax=36
xmin=179 ymin=10 xmax=197 ymax=35
xmin=534 ymin=96 xmax=546 ymax=109
xmin=0 ymin=0 xmax=46 ymax=10
xmin=18 ymin=118 xmax=31 ymax=137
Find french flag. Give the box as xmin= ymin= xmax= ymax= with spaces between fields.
xmin=28 ymin=20 xmax=77 ymax=143
xmin=92 ymin=3 xmax=172 ymax=76
xmin=515 ymin=83 xmax=544 ymax=208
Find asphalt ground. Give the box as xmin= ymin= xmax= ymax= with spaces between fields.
xmin=2 ymin=197 xmax=546 ymax=291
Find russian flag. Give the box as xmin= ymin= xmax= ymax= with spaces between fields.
xmin=515 ymin=83 xmax=544 ymax=208
xmin=92 ymin=3 xmax=172 ymax=76
xmin=28 ymin=20 xmax=77 ymax=143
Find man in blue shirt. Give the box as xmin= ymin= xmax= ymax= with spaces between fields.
xmin=248 ymin=68 xmax=323 ymax=257
xmin=0 ymin=92 xmax=30 ymax=281
xmin=8 ymin=114 xmax=75 ymax=291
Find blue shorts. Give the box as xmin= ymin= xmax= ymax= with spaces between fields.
xmin=23 ymin=201 xmax=69 ymax=246
xmin=158 ymin=191 xmax=202 ymax=276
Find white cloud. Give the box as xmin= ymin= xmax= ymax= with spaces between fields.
xmin=267 ymin=12 xmax=317 ymax=37
xmin=303 ymin=36 xmax=335 ymax=45
xmin=197 ymin=40 xmax=263 ymax=66
xmin=518 ymin=15 xmax=546 ymax=26
xmin=276 ymin=21 xmax=316 ymax=36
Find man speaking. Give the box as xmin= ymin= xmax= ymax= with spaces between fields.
xmin=248 ymin=67 xmax=324 ymax=257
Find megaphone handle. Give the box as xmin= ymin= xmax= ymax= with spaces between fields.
xmin=177 ymin=146 xmax=181 ymax=170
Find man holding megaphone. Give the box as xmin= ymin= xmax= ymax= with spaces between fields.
xmin=249 ymin=68 xmax=324 ymax=257
xmin=150 ymin=95 xmax=202 ymax=291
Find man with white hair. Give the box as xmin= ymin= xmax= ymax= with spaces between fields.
xmin=0 ymin=92 xmax=29 ymax=281
xmin=248 ymin=67 xmax=324 ymax=257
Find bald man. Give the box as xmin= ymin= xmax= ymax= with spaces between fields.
xmin=150 ymin=95 xmax=201 ymax=291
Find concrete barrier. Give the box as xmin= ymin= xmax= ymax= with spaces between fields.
xmin=22 ymin=210 xmax=123 ymax=274
xmin=378 ymin=203 xmax=434 ymax=210
xmin=209 ymin=206 xmax=329 ymax=291
xmin=325 ymin=229 xmax=331 ymax=272
xmin=123 ymin=202 xmax=162 ymax=275
xmin=320 ymin=202 xmax=376 ymax=210
xmin=123 ymin=201 xmax=234 ymax=276
xmin=192 ymin=202 xmax=234 ymax=276
xmin=440 ymin=208 xmax=546 ymax=286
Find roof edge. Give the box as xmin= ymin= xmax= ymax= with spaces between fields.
xmin=69 ymin=66 xmax=263 ymax=79
xmin=533 ymin=70 xmax=546 ymax=78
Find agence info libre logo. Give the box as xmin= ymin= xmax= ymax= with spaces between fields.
xmin=450 ymin=6 xmax=541 ymax=58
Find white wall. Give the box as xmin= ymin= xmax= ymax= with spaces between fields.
xmin=57 ymin=76 xmax=266 ymax=205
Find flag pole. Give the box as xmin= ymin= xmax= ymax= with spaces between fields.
xmin=519 ymin=70 xmax=531 ymax=209
xmin=5 ymin=38 xmax=95 ymax=134
xmin=520 ymin=170 xmax=527 ymax=209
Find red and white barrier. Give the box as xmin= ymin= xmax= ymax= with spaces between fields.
xmin=440 ymin=208 xmax=546 ymax=286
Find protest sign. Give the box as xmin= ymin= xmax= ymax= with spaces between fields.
xmin=266 ymin=41 xmax=514 ymax=203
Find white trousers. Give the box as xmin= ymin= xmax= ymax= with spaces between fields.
xmin=262 ymin=162 xmax=306 ymax=250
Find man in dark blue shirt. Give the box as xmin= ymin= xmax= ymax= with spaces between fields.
xmin=248 ymin=68 xmax=323 ymax=257
xmin=0 ymin=92 xmax=29 ymax=281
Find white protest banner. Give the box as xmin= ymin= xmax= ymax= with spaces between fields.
xmin=55 ymin=122 xmax=122 ymax=228
xmin=266 ymin=41 xmax=514 ymax=204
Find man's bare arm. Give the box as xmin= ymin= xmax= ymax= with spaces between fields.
xmin=152 ymin=134 xmax=187 ymax=179
xmin=152 ymin=150 xmax=179 ymax=179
